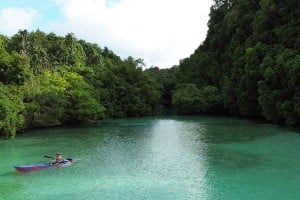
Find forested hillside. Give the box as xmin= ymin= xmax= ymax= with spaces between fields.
xmin=0 ymin=31 xmax=162 ymax=139
xmin=174 ymin=0 xmax=300 ymax=125
xmin=1 ymin=0 xmax=300 ymax=139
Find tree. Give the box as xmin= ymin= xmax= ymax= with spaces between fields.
xmin=172 ymin=84 xmax=205 ymax=114
xmin=0 ymin=84 xmax=25 ymax=139
xmin=63 ymin=71 xmax=105 ymax=123
xmin=176 ymin=0 xmax=300 ymax=125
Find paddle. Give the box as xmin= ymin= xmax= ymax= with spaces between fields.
xmin=44 ymin=155 xmax=54 ymax=159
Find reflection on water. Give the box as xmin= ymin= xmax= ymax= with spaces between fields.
xmin=197 ymin=119 xmax=273 ymax=144
xmin=147 ymin=119 xmax=209 ymax=199
xmin=1 ymin=116 xmax=300 ymax=200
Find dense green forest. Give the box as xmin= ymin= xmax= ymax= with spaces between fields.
xmin=0 ymin=31 xmax=163 ymax=139
xmin=1 ymin=0 xmax=300 ymax=139
xmin=175 ymin=0 xmax=300 ymax=124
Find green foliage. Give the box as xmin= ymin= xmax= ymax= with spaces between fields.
xmin=0 ymin=30 xmax=164 ymax=138
xmin=99 ymin=57 xmax=162 ymax=117
xmin=63 ymin=71 xmax=105 ymax=123
xmin=0 ymin=47 xmax=31 ymax=85
xmin=172 ymin=84 xmax=204 ymax=114
xmin=2 ymin=0 xmax=300 ymax=138
xmin=221 ymin=76 xmax=237 ymax=114
xmin=177 ymin=0 xmax=300 ymax=125
xmin=172 ymin=84 xmax=221 ymax=114
xmin=28 ymin=70 xmax=69 ymax=127
xmin=0 ymin=84 xmax=25 ymax=139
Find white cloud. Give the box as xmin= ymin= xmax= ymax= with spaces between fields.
xmin=54 ymin=0 xmax=214 ymax=68
xmin=0 ymin=7 xmax=38 ymax=36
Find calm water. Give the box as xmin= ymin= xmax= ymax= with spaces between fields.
xmin=1 ymin=116 xmax=300 ymax=200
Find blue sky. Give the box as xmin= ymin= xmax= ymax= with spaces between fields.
xmin=0 ymin=0 xmax=60 ymax=28
xmin=0 ymin=0 xmax=213 ymax=68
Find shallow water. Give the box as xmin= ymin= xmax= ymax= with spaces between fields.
xmin=1 ymin=116 xmax=300 ymax=200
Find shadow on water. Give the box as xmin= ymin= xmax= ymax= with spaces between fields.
xmin=206 ymin=147 xmax=269 ymax=171
xmin=195 ymin=119 xmax=274 ymax=144
xmin=1 ymin=171 xmax=17 ymax=178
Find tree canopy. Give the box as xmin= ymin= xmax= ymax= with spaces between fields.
xmin=1 ymin=0 xmax=300 ymax=138
xmin=174 ymin=0 xmax=300 ymax=125
xmin=0 ymin=31 xmax=162 ymax=138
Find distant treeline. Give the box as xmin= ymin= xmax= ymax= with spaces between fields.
xmin=1 ymin=0 xmax=300 ymax=139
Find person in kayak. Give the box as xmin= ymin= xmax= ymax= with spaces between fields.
xmin=53 ymin=153 xmax=64 ymax=164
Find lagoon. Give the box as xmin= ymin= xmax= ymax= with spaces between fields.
xmin=1 ymin=116 xmax=300 ymax=200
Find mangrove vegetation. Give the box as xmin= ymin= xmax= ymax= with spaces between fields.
xmin=1 ymin=0 xmax=300 ymax=139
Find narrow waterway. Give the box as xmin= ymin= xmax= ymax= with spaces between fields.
xmin=1 ymin=116 xmax=299 ymax=200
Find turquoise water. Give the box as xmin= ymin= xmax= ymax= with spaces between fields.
xmin=1 ymin=116 xmax=300 ymax=200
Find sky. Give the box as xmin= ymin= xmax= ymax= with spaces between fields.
xmin=0 ymin=0 xmax=213 ymax=68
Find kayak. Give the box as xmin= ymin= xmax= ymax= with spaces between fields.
xmin=14 ymin=158 xmax=73 ymax=172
